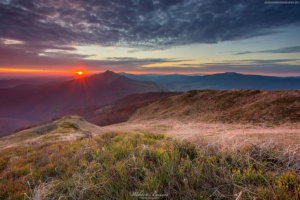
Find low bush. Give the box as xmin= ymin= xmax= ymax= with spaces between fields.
xmin=32 ymin=124 xmax=58 ymax=135
xmin=60 ymin=122 xmax=80 ymax=130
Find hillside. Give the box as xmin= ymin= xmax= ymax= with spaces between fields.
xmin=131 ymin=89 xmax=300 ymax=124
xmin=0 ymin=71 xmax=167 ymax=136
xmin=59 ymin=92 xmax=182 ymax=126
xmin=1 ymin=116 xmax=300 ymax=199
xmin=122 ymin=72 xmax=300 ymax=91
xmin=0 ymin=116 xmax=101 ymax=151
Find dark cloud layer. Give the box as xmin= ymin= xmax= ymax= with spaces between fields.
xmin=234 ymin=46 xmax=300 ymax=55
xmin=1 ymin=0 xmax=299 ymax=50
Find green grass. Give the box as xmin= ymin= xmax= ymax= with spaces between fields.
xmin=0 ymin=131 xmax=40 ymax=146
xmin=60 ymin=122 xmax=80 ymax=130
xmin=0 ymin=132 xmax=300 ymax=199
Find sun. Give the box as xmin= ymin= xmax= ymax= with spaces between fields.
xmin=77 ymin=71 xmax=83 ymax=75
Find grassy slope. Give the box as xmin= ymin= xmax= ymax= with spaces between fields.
xmin=131 ymin=89 xmax=300 ymax=124
xmin=0 ymin=116 xmax=101 ymax=151
xmin=1 ymin=129 xmax=300 ymax=199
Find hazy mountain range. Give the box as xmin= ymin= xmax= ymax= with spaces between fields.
xmin=120 ymin=72 xmax=300 ymax=91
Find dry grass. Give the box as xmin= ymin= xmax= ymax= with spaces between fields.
xmin=1 ymin=132 xmax=300 ymax=199
xmin=131 ymin=89 xmax=300 ymax=124
xmin=101 ymin=119 xmax=300 ymax=148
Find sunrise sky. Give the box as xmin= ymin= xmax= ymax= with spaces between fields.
xmin=1 ymin=0 xmax=300 ymax=77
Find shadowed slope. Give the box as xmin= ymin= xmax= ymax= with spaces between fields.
xmin=59 ymin=92 xmax=182 ymax=126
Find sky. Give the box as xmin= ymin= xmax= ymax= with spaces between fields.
xmin=0 ymin=0 xmax=300 ymax=77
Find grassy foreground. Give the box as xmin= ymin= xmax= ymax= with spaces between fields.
xmin=0 ymin=132 xmax=300 ymax=199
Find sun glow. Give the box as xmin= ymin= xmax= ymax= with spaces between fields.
xmin=77 ymin=71 xmax=83 ymax=75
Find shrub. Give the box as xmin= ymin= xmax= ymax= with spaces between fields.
xmin=32 ymin=124 xmax=58 ymax=135
xmin=60 ymin=122 xmax=80 ymax=130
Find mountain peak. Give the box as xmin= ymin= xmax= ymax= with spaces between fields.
xmin=103 ymin=70 xmax=116 ymax=75
xmin=101 ymin=70 xmax=120 ymax=84
xmin=92 ymin=70 xmax=118 ymax=77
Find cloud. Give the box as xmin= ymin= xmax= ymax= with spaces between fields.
xmin=0 ymin=41 xmax=190 ymax=70
xmin=0 ymin=40 xmax=95 ymax=67
xmin=105 ymin=57 xmax=188 ymax=63
xmin=138 ymin=61 xmax=300 ymax=75
xmin=240 ymin=59 xmax=300 ymax=64
xmin=234 ymin=46 xmax=300 ymax=55
xmin=1 ymin=0 xmax=299 ymax=51
xmin=131 ymin=59 xmax=300 ymax=75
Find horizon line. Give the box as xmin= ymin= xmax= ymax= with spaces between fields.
xmin=0 ymin=70 xmax=300 ymax=79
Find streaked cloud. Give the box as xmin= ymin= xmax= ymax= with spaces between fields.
xmin=234 ymin=46 xmax=300 ymax=55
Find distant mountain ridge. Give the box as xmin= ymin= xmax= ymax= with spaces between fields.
xmin=120 ymin=72 xmax=300 ymax=91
